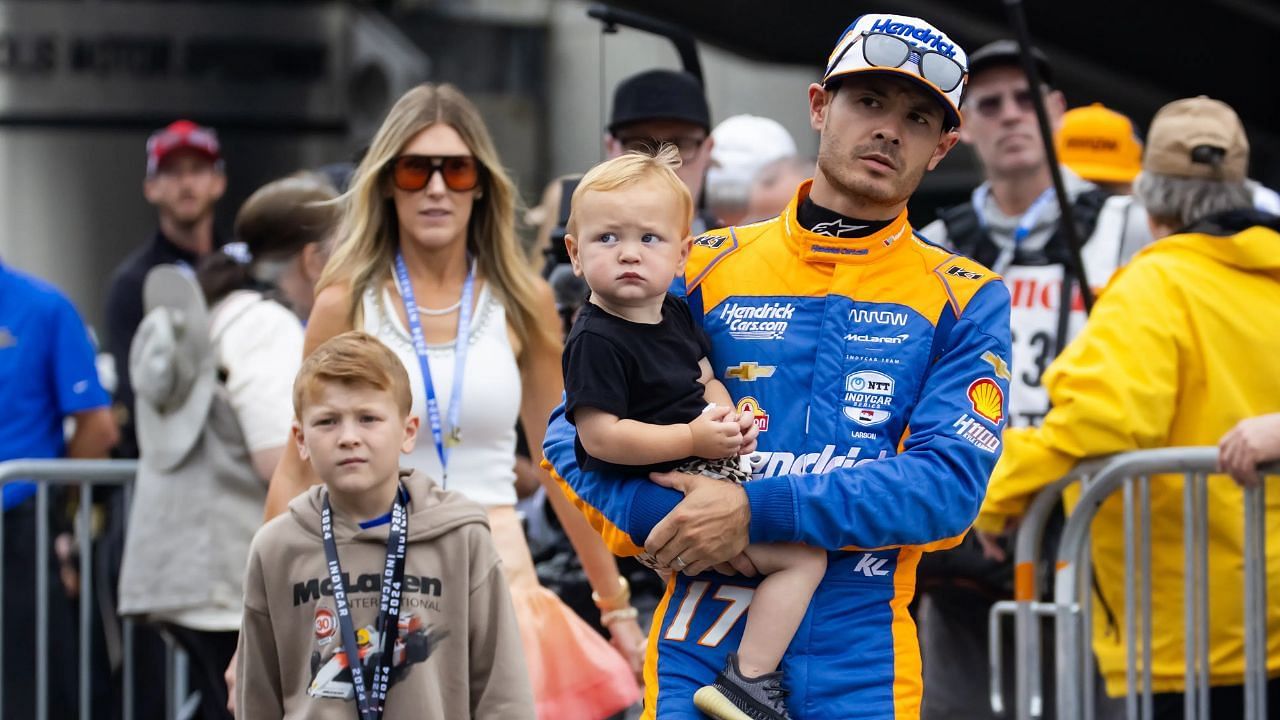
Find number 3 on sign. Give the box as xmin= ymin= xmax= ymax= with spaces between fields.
xmin=663 ymin=581 xmax=755 ymax=647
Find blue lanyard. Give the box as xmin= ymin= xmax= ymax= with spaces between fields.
xmin=393 ymin=251 xmax=474 ymax=481
xmin=972 ymin=185 xmax=1057 ymax=246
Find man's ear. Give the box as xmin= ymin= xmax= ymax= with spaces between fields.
xmin=564 ymin=233 xmax=584 ymax=277
xmin=604 ymin=133 xmax=621 ymax=159
xmin=808 ymin=83 xmax=832 ymax=132
xmin=927 ymin=130 xmax=962 ymax=171
xmin=142 ymin=176 xmax=161 ymax=205
xmin=210 ymin=170 xmax=227 ymax=202
xmin=1047 ymin=90 xmax=1068 ymax=129
xmin=292 ymin=420 xmax=310 ymax=462
xmin=400 ymin=415 xmax=420 ymax=454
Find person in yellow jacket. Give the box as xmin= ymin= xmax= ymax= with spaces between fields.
xmin=975 ymin=95 xmax=1280 ymax=715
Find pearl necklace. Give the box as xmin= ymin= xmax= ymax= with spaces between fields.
xmin=416 ymin=299 xmax=461 ymax=316
xmin=400 ymin=258 xmax=476 ymax=316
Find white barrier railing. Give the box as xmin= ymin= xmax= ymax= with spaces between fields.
xmin=0 ymin=459 xmax=197 ymax=720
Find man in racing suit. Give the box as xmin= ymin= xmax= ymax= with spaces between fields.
xmin=544 ymin=13 xmax=1012 ymax=719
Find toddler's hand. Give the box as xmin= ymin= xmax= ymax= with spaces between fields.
xmin=733 ymin=410 xmax=759 ymax=455
xmin=689 ymin=405 xmax=743 ymax=458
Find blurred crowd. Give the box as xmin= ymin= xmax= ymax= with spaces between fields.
xmin=2 ymin=14 xmax=1279 ymax=720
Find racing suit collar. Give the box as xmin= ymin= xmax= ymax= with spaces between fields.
xmin=782 ymin=179 xmax=912 ymax=264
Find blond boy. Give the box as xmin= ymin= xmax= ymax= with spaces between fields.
xmin=236 ymin=331 xmax=532 ymax=719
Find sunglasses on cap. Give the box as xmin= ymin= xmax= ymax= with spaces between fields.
xmin=830 ymin=32 xmax=967 ymax=94
xmin=387 ymin=155 xmax=483 ymax=192
xmin=967 ymin=89 xmax=1037 ymax=118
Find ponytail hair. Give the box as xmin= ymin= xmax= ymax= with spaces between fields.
xmin=197 ymin=173 xmax=339 ymax=306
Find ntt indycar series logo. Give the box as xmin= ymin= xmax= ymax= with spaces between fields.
xmin=869 ymin=17 xmax=958 ymax=59
xmin=719 ymin=301 xmax=796 ymax=341
xmin=748 ymin=445 xmax=890 ymax=479
xmin=843 ymin=370 xmax=895 ymax=426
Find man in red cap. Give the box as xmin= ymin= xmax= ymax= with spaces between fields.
xmin=100 ymin=119 xmax=225 ymax=716
xmin=105 ymin=119 xmax=226 ymax=459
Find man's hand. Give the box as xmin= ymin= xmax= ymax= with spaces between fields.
xmin=974 ymin=529 xmax=1008 ymax=563
xmin=225 ymin=651 xmax=237 ymax=716
xmin=645 ymin=471 xmax=750 ymax=575
xmin=1219 ymin=413 xmax=1280 ymax=488
xmin=688 ymin=406 xmax=743 ymax=459
xmin=712 ymin=552 xmax=760 ymax=577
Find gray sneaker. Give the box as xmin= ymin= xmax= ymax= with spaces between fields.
xmin=692 ymin=653 xmax=793 ymax=720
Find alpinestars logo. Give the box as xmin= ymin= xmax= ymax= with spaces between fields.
xmin=811 ymin=218 xmax=869 ymax=237
xmin=719 ymin=302 xmax=795 ymax=340
xmin=307 ymin=611 xmax=447 ymax=700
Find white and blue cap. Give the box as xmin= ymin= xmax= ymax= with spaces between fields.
xmin=823 ymin=13 xmax=968 ymax=129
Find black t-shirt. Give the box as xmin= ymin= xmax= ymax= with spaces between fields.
xmin=562 ymin=293 xmax=712 ymax=475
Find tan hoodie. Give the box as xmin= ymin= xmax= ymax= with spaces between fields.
xmin=236 ymin=469 xmax=534 ymax=719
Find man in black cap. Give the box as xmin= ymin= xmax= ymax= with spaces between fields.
xmin=607 ymin=68 xmax=717 ymax=232
xmin=916 ymin=41 xmax=1146 ymax=719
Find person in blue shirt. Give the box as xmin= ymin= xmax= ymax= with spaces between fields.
xmin=1 ymin=257 xmax=118 ymax=719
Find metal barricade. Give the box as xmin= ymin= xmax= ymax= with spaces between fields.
xmin=989 ymin=456 xmax=1118 ymax=719
xmin=0 ymin=459 xmax=198 ymax=720
xmin=990 ymin=447 xmax=1273 ymax=720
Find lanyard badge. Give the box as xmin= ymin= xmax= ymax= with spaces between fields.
xmin=972 ymin=185 xmax=1057 ymax=274
xmin=320 ymin=486 xmax=408 ymax=720
xmin=393 ymin=251 xmax=475 ymax=482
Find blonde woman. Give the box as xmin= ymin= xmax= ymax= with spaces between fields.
xmin=263 ymin=83 xmax=642 ymax=719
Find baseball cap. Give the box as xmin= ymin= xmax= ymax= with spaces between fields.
xmin=1055 ymin=103 xmax=1143 ymax=184
xmin=707 ymin=115 xmax=798 ymax=204
xmin=609 ymin=70 xmax=710 ymax=135
xmin=823 ymin=14 xmax=968 ymax=130
xmin=146 ymin=120 xmax=221 ymax=176
xmin=967 ymin=39 xmax=1053 ymax=86
xmin=1144 ymin=96 xmax=1248 ymax=182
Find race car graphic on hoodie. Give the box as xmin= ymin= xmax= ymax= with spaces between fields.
xmin=307 ymin=609 xmax=447 ymax=700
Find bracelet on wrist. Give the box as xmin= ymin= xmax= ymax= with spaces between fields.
xmin=600 ymin=606 xmax=639 ymax=627
xmin=592 ymin=576 xmax=631 ymax=611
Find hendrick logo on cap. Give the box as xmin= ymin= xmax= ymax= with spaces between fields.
xmin=869 ymin=17 xmax=958 ymax=58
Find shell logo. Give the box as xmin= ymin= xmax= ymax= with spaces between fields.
xmin=967 ymin=378 xmax=1004 ymax=425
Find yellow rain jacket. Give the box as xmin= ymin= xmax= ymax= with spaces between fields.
xmin=976 ymin=210 xmax=1280 ymax=695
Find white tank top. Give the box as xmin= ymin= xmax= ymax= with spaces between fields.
xmin=361 ymin=281 xmax=522 ymax=506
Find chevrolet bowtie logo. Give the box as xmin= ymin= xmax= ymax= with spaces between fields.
xmin=981 ymin=351 xmax=1012 ymax=381
xmin=725 ymin=362 xmax=776 ymax=382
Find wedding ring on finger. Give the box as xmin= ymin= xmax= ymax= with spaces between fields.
xmin=673 ymin=555 xmax=689 ymax=570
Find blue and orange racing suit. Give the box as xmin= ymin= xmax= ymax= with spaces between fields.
xmin=543 ymin=181 xmax=1013 ymax=719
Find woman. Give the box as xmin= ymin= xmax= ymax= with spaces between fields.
xmin=270 ymin=83 xmax=644 ymax=719
xmin=119 ymin=174 xmax=339 ymax=719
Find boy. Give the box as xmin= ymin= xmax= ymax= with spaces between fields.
xmin=236 ymin=331 xmax=533 ymax=719
xmin=561 ymin=147 xmax=826 ymax=720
